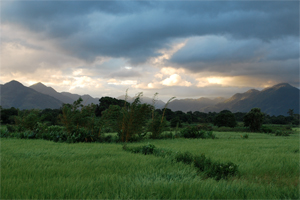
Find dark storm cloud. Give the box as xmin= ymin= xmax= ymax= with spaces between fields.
xmin=2 ymin=1 xmax=298 ymax=65
xmin=169 ymin=36 xmax=299 ymax=73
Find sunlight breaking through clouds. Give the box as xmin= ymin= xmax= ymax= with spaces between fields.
xmin=161 ymin=74 xmax=192 ymax=87
xmin=1 ymin=1 xmax=298 ymax=99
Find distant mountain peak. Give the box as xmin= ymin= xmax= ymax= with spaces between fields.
xmin=246 ymin=89 xmax=259 ymax=93
xmin=262 ymin=82 xmax=293 ymax=92
xmin=30 ymin=82 xmax=57 ymax=93
xmin=272 ymin=83 xmax=292 ymax=89
xmin=31 ymin=82 xmax=46 ymax=86
xmin=5 ymin=80 xmax=24 ymax=86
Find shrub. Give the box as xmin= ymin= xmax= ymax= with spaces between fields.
xmin=180 ymin=126 xmax=203 ymax=138
xmin=160 ymin=131 xmax=174 ymax=139
xmin=275 ymin=130 xmax=289 ymax=136
xmin=14 ymin=109 xmax=41 ymax=131
xmin=214 ymin=110 xmax=237 ymax=128
xmin=47 ymin=125 xmax=65 ymax=133
xmin=0 ymin=129 xmax=9 ymax=137
xmin=197 ymin=124 xmax=213 ymax=131
xmin=244 ymin=108 xmax=264 ymax=132
xmin=140 ymin=143 xmax=156 ymax=155
xmin=170 ymin=117 xmax=182 ymax=128
xmin=204 ymin=161 xmax=238 ymax=180
xmin=125 ymin=143 xmax=156 ymax=155
xmin=261 ymin=126 xmax=273 ymax=133
xmin=6 ymin=125 xmax=17 ymax=133
xmin=174 ymin=151 xmax=194 ymax=165
xmin=193 ymin=154 xmax=207 ymax=171
xmin=149 ymin=95 xmax=175 ymax=139
xmin=204 ymin=131 xmax=216 ymax=139
xmin=180 ymin=126 xmax=216 ymax=139
xmin=102 ymin=92 xmax=153 ymax=142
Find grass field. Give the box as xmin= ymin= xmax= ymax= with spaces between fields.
xmin=1 ymin=130 xmax=299 ymax=199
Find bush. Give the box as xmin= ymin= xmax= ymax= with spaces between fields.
xmin=205 ymin=161 xmax=238 ymax=180
xmin=6 ymin=125 xmax=17 ymax=133
xmin=180 ymin=126 xmax=216 ymax=139
xmin=214 ymin=110 xmax=237 ymax=128
xmin=193 ymin=154 xmax=207 ymax=171
xmin=193 ymin=154 xmax=238 ymax=180
xmin=275 ymin=130 xmax=290 ymax=136
xmin=197 ymin=124 xmax=213 ymax=131
xmin=261 ymin=126 xmax=273 ymax=133
xmin=0 ymin=129 xmax=10 ymax=137
xmin=244 ymin=108 xmax=264 ymax=132
xmin=174 ymin=151 xmax=194 ymax=165
xmin=170 ymin=117 xmax=182 ymax=128
xmin=125 ymin=143 xmax=156 ymax=155
xmin=180 ymin=126 xmax=203 ymax=138
xmin=204 ymin=131 xmax=216 ymax=139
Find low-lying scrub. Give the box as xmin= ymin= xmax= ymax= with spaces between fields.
xmin=180 ymin=126 xmax=216 ymax=139
xmin=124 ymin=144 xmax=239 ymax=180
xmin=261 ymin=125 xmax=293 ymax=136
xmin=1 ymin=124 xmax=119 ymax=143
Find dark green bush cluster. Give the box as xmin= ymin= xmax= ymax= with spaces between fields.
xmin=180 ymin=126 xmax=216 ymax=139
xmin=1 ymin=124 xmax=119 ymax=143
xmin=174 ymin=151 xmax=194 ymax=164
xmin=124 ymin=144 xmax=239 ymax=180
xmin=194 ymin=154 xmax=238 ymax=180
xmin=261 ymin=125 xmax=292 ymax=136
xmin=261 ymin=126 xmax=273 ymax=133
xmin=213 ymin=126 xmax=250 ymax=132
xmin=274 ymin=130 xmax=290 ymax=136
xmin=197 ymin=124 xmax=213 ymax=131
xmin=124 ymin=143 xmax=156 ymax=155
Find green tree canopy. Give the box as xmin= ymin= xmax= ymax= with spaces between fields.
xmin=243 ymin=108 xmax=264 ymax=132
xmin=95 ymin=96 xmax=128 ymax=117
xmin=213 ymin=110 xmax=237 ymax=128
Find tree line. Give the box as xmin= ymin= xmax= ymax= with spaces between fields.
xmin=1 ymin=96 xmax=298 ymax=127
xmin=1 ymin=94 xmax=298 ymax=143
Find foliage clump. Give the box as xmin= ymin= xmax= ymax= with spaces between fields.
xmin=214 ymin=110 xmax=237 ymax=128
xmin=102 ymin=91 xmax=153 ymax=142
xmin=180 ymin=126 xmax=216 ymax=139
xmin=243 ymin=108 xmax=264 ymax=132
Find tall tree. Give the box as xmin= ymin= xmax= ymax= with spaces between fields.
xmin=244 ymin=108 xmax=264 ymax=132
xmin=95 ymin=97 xmax=128 ymax=117
xmin=214 ymin=110 xmax=237 ymax=128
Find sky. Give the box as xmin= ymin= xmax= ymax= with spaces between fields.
xmin=1 ymin=0 xmax=299 ymax=102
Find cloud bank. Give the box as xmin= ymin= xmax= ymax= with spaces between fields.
xmin=1 ymin=1 xmax=299 ymax=101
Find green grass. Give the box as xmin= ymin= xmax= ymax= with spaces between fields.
xmin=1 ymin=130 xmax=299 ymax=199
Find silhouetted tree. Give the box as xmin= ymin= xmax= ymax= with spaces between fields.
xmin=214 ymin=110 xmax=237 ymax=128
xmin=244 ymin=108 xmax=264 ymax=132
xmin=95 ymin=97 xmax=128 ymax=117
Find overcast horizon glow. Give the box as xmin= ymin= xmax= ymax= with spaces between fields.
xmin=1 ymin=1 xmax=299 ymax=102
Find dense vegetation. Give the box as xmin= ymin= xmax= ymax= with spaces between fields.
xmin=1 ymin=92 xmax=299 ymax=199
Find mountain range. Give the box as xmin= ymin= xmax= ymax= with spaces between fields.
xmin=0 ymin=80 xmax=99 ymax=110
xmin=29 ymin=82 xmax=99 ymax=105
xmin=0 ymin=80 xmax=299 ymax=116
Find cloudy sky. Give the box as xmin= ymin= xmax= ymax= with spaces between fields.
xmin=1 ymin=1 xmax=299 ymax=101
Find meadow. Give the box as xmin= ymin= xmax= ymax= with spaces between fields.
xmin=1 ymin=129 xmax=299 ymax=199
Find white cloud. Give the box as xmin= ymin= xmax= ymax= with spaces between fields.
xmin=107 ymin=79 xmax=137 ymax=86
xmin=161 ymin=74 xmax=192 ymax=87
